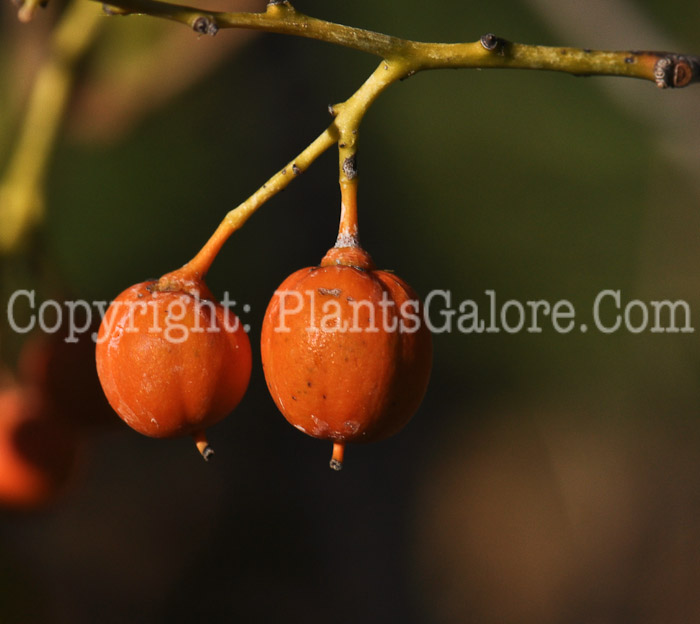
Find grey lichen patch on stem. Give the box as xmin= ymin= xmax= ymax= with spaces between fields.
xmin=342 ymin=155 xmax=358 ymax=180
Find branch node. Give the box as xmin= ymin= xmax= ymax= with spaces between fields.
xmin=192 ymin=15 xmax=218 ymax=37
xmin=266 ymin=0 xmax=295 ymax=13
xmin=654 ymin=54 xmax=697 ymax=88
xmin=480 ymin=33 xmax=507 ymax=54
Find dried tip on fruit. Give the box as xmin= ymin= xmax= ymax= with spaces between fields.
xmin=193 ymin=431 xmax=214 ymax=461
xmin=329 ymin=441 xmax=345 ymax=471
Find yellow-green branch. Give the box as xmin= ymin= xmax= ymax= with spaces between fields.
xmin=5 ymin=0 xmax=699 ymax=261
xmin=99 ymin=0 xmax=700 ymax=88
xmin=0 ymin=0 xmax=104 ymax=253
xmin=118 ymin=0 xmax=695 ymax=276
xmin=181 ymin=59 xmax=407 ymax=279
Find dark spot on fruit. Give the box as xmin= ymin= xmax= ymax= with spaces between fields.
xmin=292 ymin=395 xmax=297 ymax=401
xmin=307 ymin=381 xmax=312 ymax=387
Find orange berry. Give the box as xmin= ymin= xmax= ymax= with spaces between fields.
xmin=261 ymin=244 xmax=432 ymax=469
xmin=95 ymin=273 xmax=251 ymax=458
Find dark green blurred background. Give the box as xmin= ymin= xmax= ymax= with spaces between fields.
xmin=2 ymin=0 xmax=700 ymax=621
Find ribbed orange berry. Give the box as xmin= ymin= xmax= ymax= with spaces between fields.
xmin=95 ymin=272 xmax=251 ymax=458
xmin=261 ymin=244 xmax=432 ymax=469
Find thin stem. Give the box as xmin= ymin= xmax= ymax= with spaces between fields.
xmin=329 ymin=59 xmax=409 ymax=247
xmin=414 ymin=38 xmax=697 ymax=88
xmin=100 ymin=0 xmax=409 ymax=58
xmin=0 ymin=0 xmax=104 ymax=253
xmin=181 ymin=126 xmax=338 ymax=279
xmin=97 ymin=0 xmax=700 ymax=88
xmin=182 ymin=59 xmax=408 ymax=278
xmin=336 ymin=179 xmax=359 ymax=247
xmin=93 ymin=0 xmax=700 ymax=277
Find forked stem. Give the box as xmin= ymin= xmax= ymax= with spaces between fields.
xmin=180 ymin=61 xmax=405 ymax=278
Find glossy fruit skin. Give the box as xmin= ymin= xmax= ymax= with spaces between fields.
xmin=95 ymin=279 xmax=251 ymax=439
xmin=260 ymin=245 xmax=432 ymax=445
xmin=0 ymin=386 xmax=80 ymax=509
